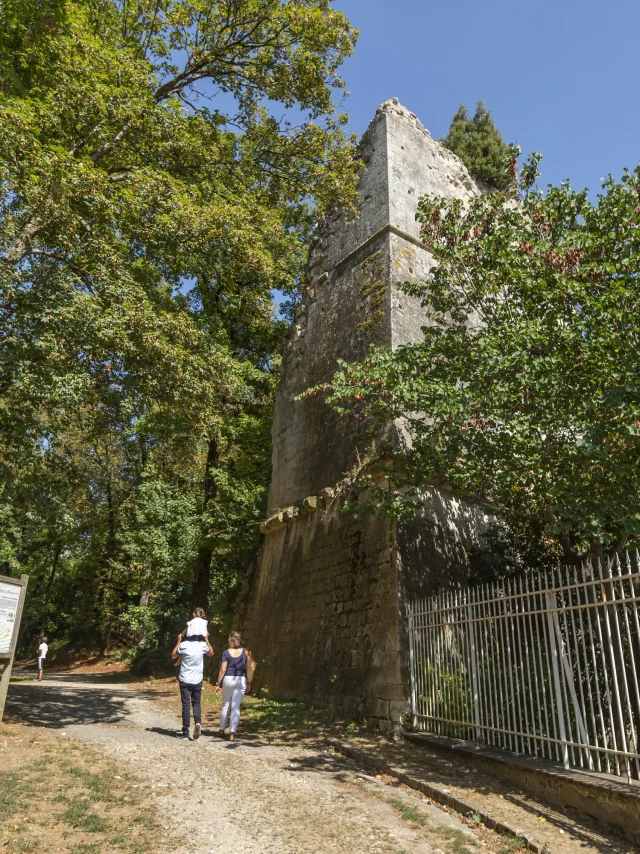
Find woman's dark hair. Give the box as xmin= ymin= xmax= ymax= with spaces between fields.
xmin=228 ymin=631 xmax=243 ymax=649
xmin=192 ymin=606 xmax=206 ymax=618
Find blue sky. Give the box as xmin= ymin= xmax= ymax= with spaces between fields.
xmin=335 ymin=0 xmax=639 ymax=194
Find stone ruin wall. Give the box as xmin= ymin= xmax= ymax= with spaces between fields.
xmin=241 ymin=100 xmax=491 ymax=723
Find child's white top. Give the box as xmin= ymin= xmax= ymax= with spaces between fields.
xmin=186 ymin=617 xmax=208 ymax=636
xmin=38 ymin=643 xmax=48 ymax=659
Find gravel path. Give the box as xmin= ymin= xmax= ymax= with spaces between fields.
xmin=6 ymin=676 xmax=483 ymax=854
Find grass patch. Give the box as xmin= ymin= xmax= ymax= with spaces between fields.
xmin=387 ymin=793 xmax=529 ymax=854
xmin=389 ymin=798 xmax=429 ymax=827
xmin=0 ymin=723 xmax=162 ymax=854
xmin=68 ymin=765 xmax=119 ymax=801
xmin=79 ymin=812 xmax=108 ymax=833
xmin=388 ymin=797 xmax=473 ymax=853
xmin=62 ymin=796 xmax=108 ymax=831
xmin=200 ymin=690 xmax=365 ymax=742
xmin=0 ymin=774 xmax=29 ymax=818
xmin=496 ymin=836 xmax=530 ymax=854
xmin=440 ymin=826 xmax=477 ymax=853
xmin=62 ymin=797 xmax=91 ymax=823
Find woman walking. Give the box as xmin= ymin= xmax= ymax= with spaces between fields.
xmin=215 ymin=631 xmax=255 ymax=741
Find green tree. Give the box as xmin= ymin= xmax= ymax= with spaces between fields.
xmin=441 ymin=100 xmax=514 ymax=190
xmin=320 ymin=156 xmax=640 ymax=562
xmin=0 ymin=0 xmax=360 ymax=651
xmin=1 ymin=0 xmax=358 ymax=465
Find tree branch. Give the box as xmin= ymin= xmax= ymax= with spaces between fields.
xmin=3 ymin=217 xmax=41 ymax=263
xmin=31 ymin=250 xmax=96 ymax=293
xmin=90 ymin=118 xmax=138 ymax=163
xmin=69 ymin=120 xmax=106 ymax=157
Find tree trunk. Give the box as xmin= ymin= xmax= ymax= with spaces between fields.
xmin=98 ymin=468 xmax=117 ymax=655
xmin=4 ymin=217 xmax=40 ymax=262
xmin=41 ymin=540 xmax=62 ymax=633
xmin=192 ymin=438 xmax=218 ymax=611
xmin=137 ymin=589 xmax=151 ymax=648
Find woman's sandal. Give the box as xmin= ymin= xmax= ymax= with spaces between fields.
xmin=218 ymin=730 xmax=225 ymax=739
xmin=229 ymin=733 xmax=236 ymax=742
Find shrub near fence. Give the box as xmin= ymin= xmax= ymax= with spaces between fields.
xmin=407 ymin=551 xmax=640 ymax=781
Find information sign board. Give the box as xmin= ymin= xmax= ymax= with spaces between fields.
xmin=0 ymin=574 xmax=29 ymax=721
xmin=0 ymin=580 xmax=22 ymax=654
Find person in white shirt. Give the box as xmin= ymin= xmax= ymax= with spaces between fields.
xmin=171 ymin=634 xmax=214 ymax=739
xmin=36 ymin=636 xmax=48 ymax=681
xmin=181 ymin=607 xmax=209 ymax=641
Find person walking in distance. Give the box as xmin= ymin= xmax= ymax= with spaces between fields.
xmin=171 ymin=633 xmax=214 ymax=740
xmin=35 ymin=636 xmax=48 ymax=681
xmin=215 ymin=631 xmax=256 ymax=742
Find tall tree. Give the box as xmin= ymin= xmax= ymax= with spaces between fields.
xmin=1 ymin=0 xmax=358 ymax=461
xmin=0 ymin=0 xmax=359 ymax=650
xmin=441 ymin=100 xmax=515 ymax=190
xmin=319 ymin=156 xmax=640 ymax=562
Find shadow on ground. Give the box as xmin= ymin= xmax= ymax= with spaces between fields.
xmin=5 ymin=678 xmax=155 ymax=728
xmin=347 ymin=737 xmax=634 ymax=854
xmin=12 ymin=669 xmax=138 ymax=685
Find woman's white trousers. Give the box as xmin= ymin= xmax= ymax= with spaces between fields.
xmin=220 ymin=675 xmax=246 ymax=733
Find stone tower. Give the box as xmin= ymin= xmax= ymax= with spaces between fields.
xmin=241 ymin=100 xmax=489 ymax=724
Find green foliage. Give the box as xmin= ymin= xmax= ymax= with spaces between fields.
xmin=441 ymin=100 xmax=515 ymax=190
xmin=389 ymin=798 xmax=429 ymax=827
xmin=0 ymin=0 xmax=359 ymax=650
xmin=467 ymin=517 xmax=567 ymax=584
xmin=321 ymin=156 xmax=640 ymax=561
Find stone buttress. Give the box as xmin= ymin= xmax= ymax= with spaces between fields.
xmin=241 ymin=100 xmax=490 ymax=724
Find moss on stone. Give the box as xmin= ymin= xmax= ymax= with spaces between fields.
xmin=357 ymin=252 xmax=387 ymax=338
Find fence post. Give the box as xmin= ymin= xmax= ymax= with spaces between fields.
xmin=550 ymin=598 xmax=594 ymax=770
xmin=601 ymin=557 xmax=631 ymax=781
xmin=545 ymin=589 xmax=569 ymax=769
xmin=467 ymin=592 xmax=482 ymax=742
xmin=408 ymin=600 xmax=417 ymax=730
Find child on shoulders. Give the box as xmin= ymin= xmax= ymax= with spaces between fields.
xmin=182 ymin=606 xmax=209 ymax=641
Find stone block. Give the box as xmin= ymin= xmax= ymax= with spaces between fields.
xmin=367 ymin=698 xmax=390 ymax=719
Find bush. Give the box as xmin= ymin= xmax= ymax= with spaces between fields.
xmin=129 ymin=647 xmax=174 ymax=678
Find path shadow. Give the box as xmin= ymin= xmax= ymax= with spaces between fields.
xmin=145 ymin=727 xmax=181 ymax=739
xmin=283 ymin=752 xmax=356 ymax=783
xmin=217 ymin=741 xmax=265 ymax=750
xmin=4 ymin=681 xmax=135 ymax=728
xmin=205 ymin=732 xmax=266 ymax=748
xmin=359 ymin=740 xmax=634 ymax=854
xmin=13 ymin=671 xmax=138 ymax=686
xmin=501 ymin=790 xmax=630 ymax=854
xmin=203 ymin=731 xmax=262 ymax=741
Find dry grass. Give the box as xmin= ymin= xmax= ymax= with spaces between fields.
xmin=0 ymin=724 xmax=165 ymax=854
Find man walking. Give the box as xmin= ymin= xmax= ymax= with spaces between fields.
xmin=171 ymin=633 xmax=214 ymax=740
xmin=35 ymin=636 xmax=48 ymax=681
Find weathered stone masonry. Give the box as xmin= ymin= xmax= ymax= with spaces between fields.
xmin=241 ymin=100 xmax=491 ymax=723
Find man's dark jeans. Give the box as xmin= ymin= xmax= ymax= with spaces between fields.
xmin=179 ymin=680 xmax=203 ymax=734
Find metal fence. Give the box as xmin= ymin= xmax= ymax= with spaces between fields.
xmin=407 ymin=551 xmax=640 ymax=781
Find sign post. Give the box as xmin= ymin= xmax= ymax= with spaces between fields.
xmin=0 ymin=574 xmax=29 ymax=722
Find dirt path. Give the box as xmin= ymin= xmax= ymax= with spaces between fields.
xmin=5 ymin=676 xmax=488 ymax=854
xmin=6 ymin=675 xmax=636 ymax=854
